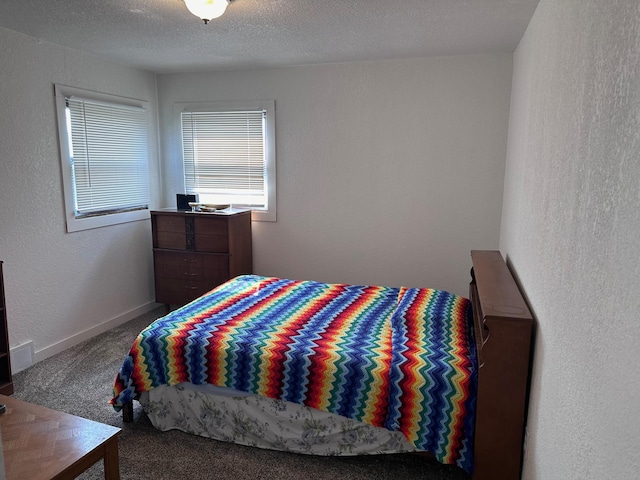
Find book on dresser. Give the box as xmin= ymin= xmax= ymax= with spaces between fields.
xmin=151 ymin=209 xmax=253 ymax=308
xmin=0 ymin=261 xmax=13 ymax=395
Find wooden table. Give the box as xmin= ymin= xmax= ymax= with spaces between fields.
xmin=0 ymin=395 xmax=121 ymax=479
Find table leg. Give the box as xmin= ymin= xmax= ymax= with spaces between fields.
xmin=103 ymin=436 xmax=121 ymax=480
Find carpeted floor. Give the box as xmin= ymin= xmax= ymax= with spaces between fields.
xmin=12 ymin=307 xmax=470 ymax=480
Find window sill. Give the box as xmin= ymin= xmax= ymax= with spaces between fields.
xmin=65 ymin=209 xmax=150 ymax=233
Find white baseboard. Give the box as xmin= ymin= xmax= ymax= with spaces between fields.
xmin=23 ymin=301 xmax=160 ymax=372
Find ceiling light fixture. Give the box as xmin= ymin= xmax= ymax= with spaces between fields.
xmin=183 ymin=0 xmax=232 ymax=24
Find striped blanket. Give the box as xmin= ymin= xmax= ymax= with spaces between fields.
xmin=111 ymin=275 xmax=477 ymax=472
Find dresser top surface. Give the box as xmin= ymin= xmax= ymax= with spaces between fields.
xmin=152 ymin=208 xmax=251 ymax=217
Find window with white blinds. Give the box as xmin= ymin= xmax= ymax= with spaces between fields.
xmin=179 ymin=101 xmax=276 ymax=222
xmin=55 ymin=85 xmax=151 ymax=232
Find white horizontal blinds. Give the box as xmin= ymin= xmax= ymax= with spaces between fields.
xmin=182 ymin=110 xmax=266 ymax=207
xmin=66 ymin=96 xmax=149 ymax=217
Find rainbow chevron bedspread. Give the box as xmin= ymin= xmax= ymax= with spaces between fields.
xmin=111 ymin=275 xmax=477 ymax=472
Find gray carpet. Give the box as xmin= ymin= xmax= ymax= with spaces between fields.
xmin=12 ymin=307 xmax=469 ymax=480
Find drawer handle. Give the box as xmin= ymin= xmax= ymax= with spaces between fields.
xmin=183 ymin=258 xmax=199 ymax=264
xmin=184 ymin=272 xmax=199 ymax=277
xmin=185 ymin=286 xmax=199 ymax=290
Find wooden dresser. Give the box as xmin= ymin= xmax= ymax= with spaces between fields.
xmin=0 ymin=261 xmax=14 ymax=395
xmin=151 ymin=209 xmax=253 ymax=308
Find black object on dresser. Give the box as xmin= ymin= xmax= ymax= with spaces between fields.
xmin=151 ymin=210 xmax=253 ymax=308
xmin=0 ymin=261 xmax=13 ymax=395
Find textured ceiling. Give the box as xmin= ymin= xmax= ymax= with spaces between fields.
xmin=0 ymin=0 xmax=540 ymax=73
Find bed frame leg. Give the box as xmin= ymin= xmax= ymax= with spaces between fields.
xmin=122 ymin=400 xmax=134 ymax=423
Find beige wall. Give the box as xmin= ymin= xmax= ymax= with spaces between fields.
xmin=0 ymin=28 xmax=161 ymax=369
xmin=157 ymin=54 xmax=513 ymax=297
xmin=500 ymin=1 xmax=640 ymax=478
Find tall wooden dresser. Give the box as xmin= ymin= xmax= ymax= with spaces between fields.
xmin=151 ymin=209 xmax=253 ymax=308
xmin=0 ymin=261 xmax=14 ymax=395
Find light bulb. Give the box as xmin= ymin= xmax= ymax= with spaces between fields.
xmin=184 ymin=0 xmax=230 ymax=24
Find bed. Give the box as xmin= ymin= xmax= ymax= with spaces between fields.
xmin=111 ymin=250 xmax=534 ymax=480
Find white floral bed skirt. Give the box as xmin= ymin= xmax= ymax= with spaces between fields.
xmin=140 ymin=383 xmax=417 ymax=456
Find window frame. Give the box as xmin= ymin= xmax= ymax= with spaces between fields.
xmin=177 ymin=100 xmax=277 ymax=222
xmin=54 ymin=84 xmax=152 ymax=232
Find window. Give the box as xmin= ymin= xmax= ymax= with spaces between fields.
xmin=55 ymin=85 xmax=151 ymax=232
xmin=179 ymin=100 xmax=276 ymax=222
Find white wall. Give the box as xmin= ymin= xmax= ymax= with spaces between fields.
xmin=157 ymin=54 xmax=513 ymax=297
xmin=0 ymin=28 xmax=161 ymax=369
xmin=500 ymin=1 xmax=640 ymax=478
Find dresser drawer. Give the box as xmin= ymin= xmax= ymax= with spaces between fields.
xmin=194 ymin=234 xmax=229 ymax=253
xmin=154 ymin=278 xmax=216 ymax=306
xmin=154 ymin=263 xmax=224 ymax=281
xmin=154 ymin=249 xmax=226 ymax=267
xmin=153 ymin=212 xmax=188 ymax=249
xmin=194 ymin=216 xmax=228 ymax=253
xmin=153 ymin=215 xmax=230 ymax=252
xmin=194 ymin=216 xmax=228 ymax=235
xmin=157 ymin=232 xmax=228 ymax=253
xmin=155 ymin=215 xmax=185 ymax=233
xmin=154 ymin=252 xmax=229 ymax=281
xmin=156 ymin=231 xmax=187 ymax=250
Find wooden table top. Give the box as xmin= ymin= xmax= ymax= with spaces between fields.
xmin=0 ymin=395 xmax=121 ymax=480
